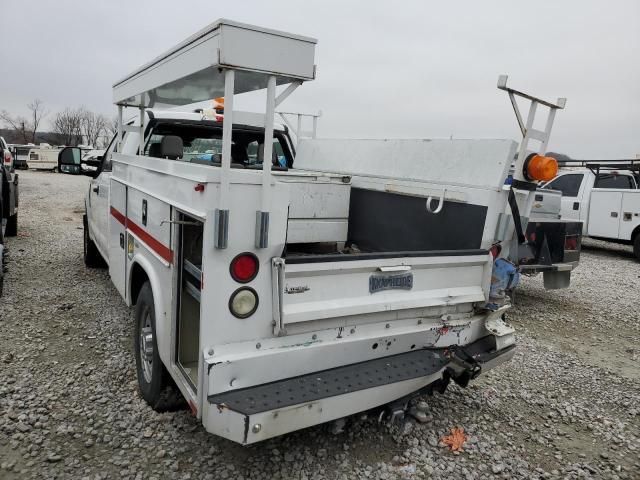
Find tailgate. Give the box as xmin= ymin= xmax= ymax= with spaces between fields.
xmin=272 ymin=251 xmax=492 ymax=334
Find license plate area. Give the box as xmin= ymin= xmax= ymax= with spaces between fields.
xmin=369 ymin=271 xmax=413 ymax=293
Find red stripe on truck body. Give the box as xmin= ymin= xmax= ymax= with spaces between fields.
xmin=110 ymin=206 xmax=173 ymax=264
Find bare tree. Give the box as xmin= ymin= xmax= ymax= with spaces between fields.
xmin=0 ymin=111 xmax=30 ymax=143
xmin=0 ymin=99 xmax=47 ymax=144
xmin=27 ymin=99 xmax=47 ymax=143
xmin=79 ymin=108 xmax=107 ymax=147
xmin=105 ymin=115 xmax=118 ymax=139
xmin=52 ymin=108 xmax=83 ymax=146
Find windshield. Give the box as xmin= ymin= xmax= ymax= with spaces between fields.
xmin=144 ymin=122 xmax=292 ymax=168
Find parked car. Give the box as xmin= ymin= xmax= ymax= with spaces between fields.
xmin=0 ymin=136 xmax=19 ymax=295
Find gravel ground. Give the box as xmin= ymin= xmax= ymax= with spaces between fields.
xmin=1 ymin=170 xmax=638 ymax=480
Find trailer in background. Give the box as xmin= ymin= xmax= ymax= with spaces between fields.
xmin=24 ymin=143 xmax=61 ymax=170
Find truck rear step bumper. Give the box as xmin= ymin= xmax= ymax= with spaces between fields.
xmin=208 ymin=349 xmax=449 ymax=415
xmin=205 ymin=336 xmax=514 ymax=443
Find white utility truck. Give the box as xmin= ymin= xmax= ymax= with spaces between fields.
xmin=59 ymin=19 xmax=564 ymax=444
xmin=541 ymin=160 xmax=640 ymax=259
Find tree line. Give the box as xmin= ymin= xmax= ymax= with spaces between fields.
xmin=0 ymin=99 xmax=116 ymax=148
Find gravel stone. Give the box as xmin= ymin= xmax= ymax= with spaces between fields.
xmin=0 ymin=171 xmax=638 ymax=480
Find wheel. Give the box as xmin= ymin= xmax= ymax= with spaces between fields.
xmin=634 ymin=235 xmax=640 ymax=261
xmin=134 ymin=281 xmax=184 ymax=412
xmin=5 ymin=213 xmax=17 ymax=237
xmin=83 ymin=214 xmax=105 ymax=268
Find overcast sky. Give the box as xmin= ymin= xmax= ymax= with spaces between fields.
xmin=1 ymin=0 xmax=638 ymax=157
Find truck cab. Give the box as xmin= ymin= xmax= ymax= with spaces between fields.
xmin=84 ymin=110 xmax=295 ymax=262
xmin=543 ymin=168 xmax=637 ymax=222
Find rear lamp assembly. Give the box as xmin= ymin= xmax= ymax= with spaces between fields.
xmin=564 ymin=235 xmax=579 ymax=251
xmin=229 ymin=287 xmax=259 ymax=319
xmin=230 ymin=252 xmax=259 ymax=283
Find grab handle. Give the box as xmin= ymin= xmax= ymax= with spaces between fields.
xmin=426 ymin=188 xmax=446 ymax=214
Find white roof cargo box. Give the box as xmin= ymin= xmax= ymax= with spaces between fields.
xmin=113 ymin=19 xmax=317 ymax=108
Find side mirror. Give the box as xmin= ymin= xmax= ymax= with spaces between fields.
xmin=58 ymin=147 xmax=101 ymax=177
xmin=58 ymin=147 xmax=82 ymax=175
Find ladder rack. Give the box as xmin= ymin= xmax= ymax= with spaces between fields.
xmin=497 ymin=75 xmax=566 ymax=184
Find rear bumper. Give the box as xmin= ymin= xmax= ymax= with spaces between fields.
xmin=203 ymin=330 xmax=515 ymax=444
xmin=519 ymin=261 xmax=577 ymax=274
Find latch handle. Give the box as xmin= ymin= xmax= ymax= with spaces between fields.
xmin=426 ymin=188 xmax=446 ymax=214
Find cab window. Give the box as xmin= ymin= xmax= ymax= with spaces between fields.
xmin=543 ymin=173 xmax=583 ymax=197
xmin=144 ymin=123 xmax=292 ymax=168
xmin=594 ymin=174 xmax=635 ymax=189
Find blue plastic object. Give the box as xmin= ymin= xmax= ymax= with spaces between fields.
xmin=487 ymin=258 xmax=519 ymax=309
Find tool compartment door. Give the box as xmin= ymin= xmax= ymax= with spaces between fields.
xmin=587 ymin=190 xmax=623 ymax=238
xmin=618 ymin=191 xmax=640 ymax=241
xmin=109 ymin=180 xmax=127 ymax=298
xmin=277 ymin=252 xmax=492 ymax=332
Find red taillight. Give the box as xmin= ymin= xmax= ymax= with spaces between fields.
xmin=489 ymin=243 xmax=502 ymax=259
xmin=230 ymin=253 xmax=259 ymax=283
xmin=565 ymin=235 xmax=578 ymax=251
xmin=3 ymin=151 xmax=11 ymax=164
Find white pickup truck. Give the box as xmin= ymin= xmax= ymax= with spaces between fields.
xmin=541 ymin=162 xmax=640 ymax=259
xmin=58 ymin=19 xmax=563 ymax=444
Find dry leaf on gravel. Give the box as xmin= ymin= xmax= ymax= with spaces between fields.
xmin=441 ymin=427 xmax=468 ymax=452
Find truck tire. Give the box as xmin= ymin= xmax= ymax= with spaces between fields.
xmin=83 ymin=214 xmax=106 ymax=268
xmin=5 ymin=213 xmax=17 ymax=237
xmin=634 ymin=235 xmax=640 ymax=261
xmin=134 ymin=281 xmax=184 ymax=412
